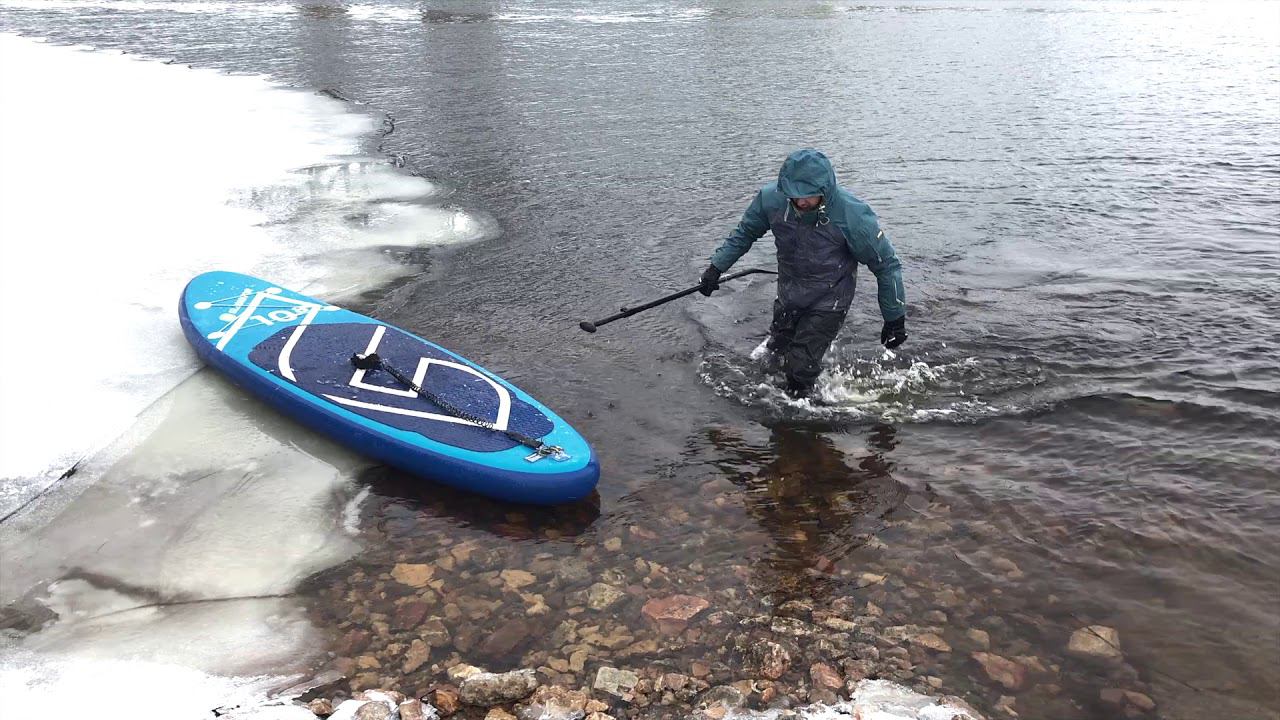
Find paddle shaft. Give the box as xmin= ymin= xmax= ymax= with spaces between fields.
xmin=580 ymin=268 xmax=777 ymax=332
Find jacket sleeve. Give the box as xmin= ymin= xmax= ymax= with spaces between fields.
xmin=845 ymin=215 xmax=906 ymax=322
xmin=710 ymin=191 xmax=770 ymax=271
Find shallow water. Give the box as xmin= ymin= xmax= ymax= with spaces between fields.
xmin=1 ymin=1 xmax=1277 ymax=718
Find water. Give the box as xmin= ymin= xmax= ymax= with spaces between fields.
xmin=1 ymin=2 xmax=1277 ymax=719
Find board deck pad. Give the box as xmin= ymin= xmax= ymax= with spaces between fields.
xmin=180 ymin=271 xmax=598 ymax=504
xmin=249 ymin=322 xmax=553 ymax=453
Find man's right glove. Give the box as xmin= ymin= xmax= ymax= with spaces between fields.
xmin=698 ymin=264 xmax=722 ymax=297
xmin=880 ymin=316 xmax=907 ymax=349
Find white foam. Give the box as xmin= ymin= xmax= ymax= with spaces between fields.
xmin=0 ymin=35 xmax=484 ymax=508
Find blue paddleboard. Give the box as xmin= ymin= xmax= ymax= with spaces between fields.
xmin=179 ymin=271 xmax=599 ymax=504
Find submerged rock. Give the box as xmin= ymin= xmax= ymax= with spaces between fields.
xmin=587 ymin=583 xmax=626 ymax=611
xmin=391 ymin=563 xmax=434 ymax=588
xmin=1067 ymin=625 xmax=1123 ymax=663
xmin=517 ymin=684 xmax=589 ymax=720
xmin=750 ymin=640 xmax=791 ymax=680
xmin=696 ymin=685 xmax=746 ymax=711
xmin=593 ymin=666 xmax=639 ymax=699
xmin=640 ymin=594 xmax=710 ymax=634
xmin=972 ymin=652 xmax=1027 ymax=691
xmin=459 ymin=669 xmax=539 ymax=706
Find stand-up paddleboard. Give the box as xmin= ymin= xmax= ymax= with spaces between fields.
xmin=179 ymin=271 xmax=599 ymax=504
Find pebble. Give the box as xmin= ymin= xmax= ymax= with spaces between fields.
xmin=1067 ymin=625 xmax=1123 ymax=663
xmin=965 ymin=628 xmax=991 ymax=650
xmin=459 ymin=669 xmax=539 ymax=706
xmin=391 ymin=564 xmax=434 ymax=588
xmin=640 ymin=594 xmax=710 ymax=634
xmin=972 ymin=652 xmax=1027 ymax=691
xmin=593 ymin=666 xmax=640 ymax=699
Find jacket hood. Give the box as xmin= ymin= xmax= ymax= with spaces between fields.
xmin=776 ymin=148 xmax=838 ymax=200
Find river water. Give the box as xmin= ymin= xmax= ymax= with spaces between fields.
xmin=0 ymin=1 xmax=1276 ymax=719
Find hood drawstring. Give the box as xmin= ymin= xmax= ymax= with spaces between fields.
xmin=817 ymin=203 xmax=830 ymax=226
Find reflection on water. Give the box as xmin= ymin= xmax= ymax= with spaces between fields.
xmin=709 ymin=426 xmax=909 ymax=601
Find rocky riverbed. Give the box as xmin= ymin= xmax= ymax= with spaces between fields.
xmin=264 ymin=460 xmax=1162 ymax=720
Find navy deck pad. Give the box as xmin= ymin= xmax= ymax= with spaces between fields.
xmin=249 ymin=322 xmax=553 ymax=453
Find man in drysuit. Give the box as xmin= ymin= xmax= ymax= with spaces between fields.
xmin=700 ymin=149 xmax=907 ymax=399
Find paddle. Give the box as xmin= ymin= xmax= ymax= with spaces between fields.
xmin=350 ymin=352 xmax=567 ymax=460
xmin=579 ymin=268 xmax=778 ymax=333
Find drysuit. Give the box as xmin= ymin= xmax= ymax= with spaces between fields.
xmin=706 ymin=149 xmax=906 ymax=397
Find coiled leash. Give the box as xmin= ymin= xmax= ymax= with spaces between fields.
xmin=350 ymin=352 xmax=568 ymax=462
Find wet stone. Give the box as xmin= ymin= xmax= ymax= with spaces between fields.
xmin=502 ymin=569 xmax=538 ymax=589
xmin=433 ymin=687 xmax=460 ymax=716
xmin=587 ymin=583 xmax=626 ymax=611
xmin=965 ymin=628 xmax=991 ymax=651
xmin=810 ymin=662 xmax=843 ymax=690
xmin=518 ymin=684 xmax=589 ymax=720
xmin=640 ymin=595 xmax=710 ymax=635
xmin=397 ymin=700 xmax=429 ymax=720
xmin=391 ymin=564 xmax=434 ymax=588
xmin=477 ymin=617 xmax=539 ymax=660
xmin=1068 ymin=625 xmax=1123 ymax=663
xmin=696 ymin=685 xmax=746 ymax=711
xmin=750 ymin=640 xmax=792 ymax=680
xmin=911 ymin=633 xmax=952 ymax=653
xmin=393 ymin=600 xmax=430 ymax=630
xmin=401 ymin=639 xmax=430 ymax=674
xmin=460 ymin=669 xmax=539 ymax=706
xmin=593 ymin=666 xmax=639 ymax=700
xmin=972 ymin=652 xmax=1027 ymax=691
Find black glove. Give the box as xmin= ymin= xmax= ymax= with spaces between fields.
xmin=880 ymin=316 xmax=907 ymax=349
xmin=698 ymin=264 xmax=722 ymax=297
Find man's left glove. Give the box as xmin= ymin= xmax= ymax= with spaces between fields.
xmin=698 ymin=264 xmax=722 ymax=297
xmin=880 ymin=316 xmax=907 ymax=349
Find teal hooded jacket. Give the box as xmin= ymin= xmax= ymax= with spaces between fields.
xmin=710 ymin=149 xmax=906 ymax=321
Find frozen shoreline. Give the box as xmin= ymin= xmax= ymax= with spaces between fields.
xmin=0 ymin=34 xmax=483 ymax=720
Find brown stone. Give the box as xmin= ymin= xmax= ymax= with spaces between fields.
xmin=1068 ymin=625 xmax=1123 ymax=663
xmin=434 ymin=687 xmax=460 ymax=716
xmin=1124 ymin=691 xmax=1156 ymax=711
xmin=911 ymin=633 xmax=952 ymax=653
xmin=519 ymin=684 xmax=589 ymax=719
xmin=307 ymin=698 xmax=334 ymax=717
xmin=1101 ymin=688 xmax=1128 ymax=706
xmin=485 ymin=710 xmax=517 ymax=720
xmin=478 ymin=618 xmax=537 ymax=660
xmin=501 ymin=569 xmax=537 ymax=589
xmin=335 ymin=629 xmax=372 ymax=656
xmin=972 ymin=652 xmax=1027 ymax=691
xmin=398 ymin=700 xmax=429 ymax=720
xmin=641 ymin=595 xmax=710 ymax=634
xmin=402 ymin=639 xmax=431 ymax=674
xmin=752 ymin=640 xmax=791 ymax=680
xmin=392 ymin=563 xmax=434 ymax=588
xmin=809 ymin=663 xmax=842 ymax=690
xmin=394 ymin=600 xmax=430 ymax=630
